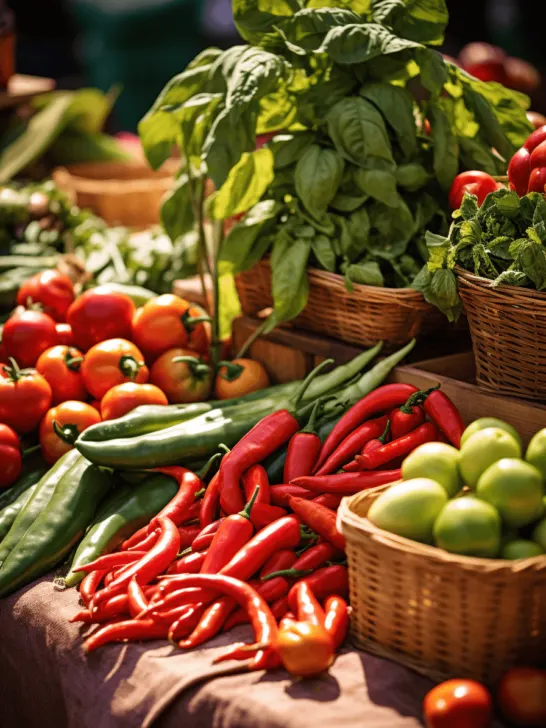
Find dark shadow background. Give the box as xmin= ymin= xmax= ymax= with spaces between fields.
xmin=5 ymin=0 xmax=543 ymax=131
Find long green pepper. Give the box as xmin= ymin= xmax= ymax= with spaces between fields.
xmin=0 ymin=484 xmax=39 ymax=543
xmin=0 ymin=460 xmax=48 ymax=513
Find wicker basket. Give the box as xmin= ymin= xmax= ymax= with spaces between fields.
xmin=235 ymin=259 xmax=444 ymax=350
xmin=338 ymin=486 xmax=546 ymax=685
xmin=52 ymin=160 xmax=176 ymax=229
xmin=456 ymin=267 xmax=546 ymax=401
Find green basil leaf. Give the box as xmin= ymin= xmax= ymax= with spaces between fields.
xmin=491 ymin=269 xmax=529 ymax=288
xmin=354 ymin=167 xmax=399 ymax=207
xmin=327 ymin=97 xmax=394 ymax=168
xmin=295 ymin=144 xmax=345 ymax=219
xmin=371 ymin=0 xmax=404 ymax=25
xmin=219 ymin=199 xmax=279 ymax=273
xmin=514 ymin=241 xmax=546 ymax=290
xmin=458 ymin=192 xmax=479 ymax=220
xmin=360 ymin=82 xmax=417 ymax=159
xmin=394 ymin=0 xmax=448 ymax=46
xmin=270 ymin=132 xmax=315 ymax=168
xmin=316 ymin=24 xmax=419 ymax=65
xmin=458 ymin=135 xmax=499 ymax=177
xmin=203 ymin=107 xmax=257 ymax=188
xmin=417 ymin=48 xmax=448 ymax=93
xmin=493 ymin=190 xmax=520 ymax=219
xmin=311 ymin=234 xmax=337 ymax=272
xmin=267 ymin=234 xmax=311 ymax=329
xmin=187 ymin=48 xmax=223 ymax=71
xmin=277 ymin=7 xmax=361 ymax=51
xmin=257 ymin=89 xmax=297 ymax=133
xmin=369 ymin=197 xmax=414 ymax=259
xmin=395 ymin=163 xmax=430 ymax=191
xmin=225 ymin=48 xmax=288 ymax=121
xmin=430 ymin=268 xmax=461 ymax=317
xmin=345 ymin=260 xmax=384 ymax=287
xmin=160 ymin=173 xmax=195 ymax=242
xmin=531 ymin=195 xmax=546 ymax=242
xmin=330 ymin=190 xmax=369 ymax=212
xmin=429 ymin=101 xmax=459 ymax=190
xmin=208 ymin=147 xmax=275 ymax=220
xmin=232 ymin=0 xmax=294 ymax=45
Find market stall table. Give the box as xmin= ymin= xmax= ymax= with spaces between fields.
xmin=0 ymin=574 xmax=507 ymax=728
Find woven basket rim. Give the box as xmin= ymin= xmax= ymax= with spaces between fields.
xmin=52 ymin=162 xmax=174 ymax=196
xmin=338 ymin=487 xmax=546 ymax=574
xmin=455 ymin=264 xmax=546 ymax=301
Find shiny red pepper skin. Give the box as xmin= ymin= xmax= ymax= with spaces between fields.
xmin=242 ymin=465 xmax=270 ymax=505
xmin=260 ymin=549 xmax=297 ymax=579
xmin=283 ymin=401 xmax=323 ymax=483
xmin=324 ymin=596 xmax=350 ymax=650
xmin=357 ymin=422 xmax=438 ymax=470
xmin=84 ymin=619 xmax=168 ymax=653
xmin=287 ymin=565 xmax=349 ymax=612
xmin=315 ymin=384 xmax=418 ymax=473
xmin=80 ymin=569 xmax=106 ymax=607
xmin=191 ymin=518 xmax=224 ymax=551
xmin=390 ymin=403 xmax=425 ymax=440
xmin=249 ymin=503 xmax=287 ymax=529
xmin=166 ymin=550 xmax=208 ymax=575
xmin=294 ymin=582 xmax=326 ymax=627
xmin=289 ymin=497 xmax=345 ymax=550
xmin=314 ymin=415 xmax=389 ymax=476
xmin=270 ymin=484 xmax=313 ymax=507
xmin=312 ymin=493 xmax=342 ymax=510
xmin=422 ymin=390 xmax=464 ymax=448
xmin=199 ymin=472 xmax=221 ymax=527
xmin=292 ymin=469 xmax=401 ymax=496
xmin=527 ymin=167 xmax=546 ymax=193
xmin=179 ymin=596 xmax=237 ymax=648
xmin=508 ymin=147 xmax=531 ymax=196
xmin=292 ymin=542 xmax=338 ymax=572
xmin=524 ymin=125 xmax=546 ymax=151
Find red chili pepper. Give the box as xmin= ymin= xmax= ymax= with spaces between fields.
xmin=283 ymin=400 xmax=323 ymax=483
xmin=74 ymin=550 xmax=147 ymax=574
xmin=357 ymin=422 xmax=438 ymax=470
xmin=166 ymin=550 xmax=208 ymax=575
xmin=287 ymin=566 xmax=349 ymax=613
xmin=314 ymin=384 xmax=418 ymax=472
xmin=260 ymin=549 xmax=297 ymax=579
xmin=294 ymin=582 xmax=326 ymax=627
xmin=212 ymin=641 xmax=261 ymax=664
xmin=178 ymin=524 xmax=201 ymax=550
xmin=126 ymin=530 xmax=158 ymax=552
xmin=79 ymin=569 xmax=106 ymax=607
xmin=93 ymin=517 xmax=180 ymax=606
xmin=390 ymin=396 xmax=426 ymax=440
xmin=292 ymin=469 xmax=400 ymax=496
xmin=182 ymin=500 xmax=201 ymax=524
xmin=242 ymin=464 xmax=270 ymax=505
xmin=249 ymin=503 xmax=288 ymax=529
xmin=127 ymin=577 xmax=149 ymax=618
xmin=292 ymin=541 xmax=339 ymax=572
xmin=270 ymin=484 xmax=314 ymax=507
xmin=341 ymin=419 xmax=391 ymax=471
xmin=278 ymin=613 xmax=297 ymax=631
xmin=312 ymin=494 xmax=342 ymax=509
xmin=166 ymin=604 xmax=205 ymax=643
xmin=78 ymin=594 xmax=129 ymax=623
xmin=191 ymin=518 xmax=224 ymax=552
xmin=179 ymin=596 xmax=238 ymax=648
xmin=223 ymin=592 xmax=290 ymax=633
xmin=323 ymin=596 xmax=350 ymax=650
xmin=199 ymin=472 xmax=221 ymax=527
xmin=219 ymin=410 xmax=300 ymax=514
xmin=524 ymin=125 xmax=546 ymax=152
xmin=288 ymin=497 xmax=345 ymax=550
xmin=508 ymin=147 xmax=531 ymax=195
xmin=200 ymin=486 xmax=260 ymax=574
xmin=314 ymin=414 xmax=389 ymax=476
xmin=84 ymin=619 xmax=169 ymax=653
xmin=422 ymin=390 xmax=464 ymax=448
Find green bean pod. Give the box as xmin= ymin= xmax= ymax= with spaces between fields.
xmin=0 ymin=460 xmax=113 ymax=597
xmin=64 ymin=473 xmax=178 ymax=587
xmin=0 ymin=484 xmax=39 ymax=543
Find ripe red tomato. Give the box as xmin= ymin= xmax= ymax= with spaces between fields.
xmin=55 ymin=323 xmax=75 ymax=347
xmin=528 ymin=168 xmax=546 ymax=194
xmin=498 ymin=667 xmax=546 ymax=727
xmin=36 ymin=345 xmax=87 ymax=404
xmin=508 ymin=147 xmax=532 ymax=197
xmin=2 ymin=310 xmax=58 ymax=367
xmin=81 ymin=338 xmax=149 ymax=400
xmin=67 ymin=287 xmax=135 ymax=351
xmin=150 ymin=347 xmax=211 ymax=403
xmin=0 ymin=423 xmax=22 ymax=488
xmin=100 ymin=382 xmax=168 ymax=420
xmin=39 ymin=400 xmax=101 ymax=464
xmin=17 ymin=270 xmax=75 ymax=323
xmin=131 ymin=294 xmax=209 ymax=361
xmin=423 ymin=679 xmax=493 ymax=728
xmin=524 ymin=125 xmax=546 ymax=152
xmin=0 ymin=360 xmax=52 ymax=434
xmin=448 ymin=171 xmax=498 ymax=210
xmin=275 ymin=621 xmax=334 ymax=678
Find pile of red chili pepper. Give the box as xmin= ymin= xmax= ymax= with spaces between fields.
xmin=70 ymin=382 xmax=463 ymax=678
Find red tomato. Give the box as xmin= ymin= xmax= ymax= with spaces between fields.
xmin=150 ymin=347 xmax=211 ymax=403
xmin=39 ymin=400 xmax=101 ymax=464
xmin=2 ymin=310 xmax=58 ymax=368
xmin=498 ymin=667 xmax=546 ymax=727
xmin=505 ymin=57 xmax=542 ymax=94
xmin=423 ymin=680 xmax=493 ymax=728
xmin=0 ymin=341 xmax=8 ymax=365
xmin=448 ymin=171 xmax=498 ymax=210
xmin=529 ymin=140 xmax=546 ymax=170
xmin=100 ymin=382 xmax=168 ymax=420
xmin=0 ymin=360 xmax=52 ymax=434
xmin=528 ymin=167 xmax=546 ymax=194
xmin=131 ymin=294 xmax=209 ymax=361
xmin=508 ymin=147 xmax=531 ymax=197
xmin=16 ymin=270 xmax=75 ymax=322
xmin=89 ymin=400 xmax=102 ymax=413
xmin=81 ymin=338 xmax=149 ymax=400
xmin=36 ymin=345 xmax=87 ymax=404
xmin=275 ymin=621 xmax=334 ymax=678
xmin=55 ymin=323 xmax=75 ymax=347
xmin=67 ymin=287 xmax=135 ymax=351
xmin=524 ymin=125 xmax=546 ymax=152
xmin=0 ymin=423 xmax=22 ymax=489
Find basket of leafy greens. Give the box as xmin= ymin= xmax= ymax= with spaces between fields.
xmin=416 ymin=187 xmax=546 ymax=401
xmin=138 ymin=0 xmax=532 ymax=350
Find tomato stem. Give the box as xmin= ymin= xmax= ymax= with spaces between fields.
xmin=217 ymin=360 xmax=245 ymax=382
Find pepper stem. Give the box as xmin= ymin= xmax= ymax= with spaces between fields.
xmin=171 ymin=355 xmax=211 ymax=380
xmin=403 ymin=384 xmax=440 ymax=409
xmin=21 ymin=444 xmax=42 ymax=457
xmin=65 ymin=350 xmax=84 ymax=372
xmin=197 ymin=451 xmax=223 ymax=481
xmin=53 ymin=420 xmax=80 ymax=445
xmin=261 ymin=567 xmax=313 ymax=582
xmin=299 ymin=399 xmax=324 ymax=435
xmin=378 ymin=420 xmax=391 ymax=444
xmin=240 ymin=485 xmax=260 ymax=521
xmin=181 ymin=310 xmax=212 ymax=334
xmin=217 ymin=360 xmax=245 ymax=382
xmin=118 ymin=355 xmax=144 ymax=381
xmin=292 ymin=358 xmax=335 ymax=410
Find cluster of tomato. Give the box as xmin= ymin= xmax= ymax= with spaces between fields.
xmin=0 ymin=270 xmax=268 ymax=486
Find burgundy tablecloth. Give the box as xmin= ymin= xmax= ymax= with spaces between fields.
xmin=0 ymin=574 xmax=505 ymax=728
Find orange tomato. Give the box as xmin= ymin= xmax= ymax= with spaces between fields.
xmin=131 ymin=294 xmax=210 ymax=361
xmin=55 ymin=323 xmax=75 ymax=347
xmin=80 ymin=339 xmax=149 ymax=400
xmin=150 ymin=347 xmax=211 ymax=403
xmin=39 ymin=400 xmax=101 ymax=464
xmin=274 ymin=621 xmax=334 ymax=678
xmin=100 ymin=382 xmax=168 ymax=420
xmin=423 ymin=679 xmax=493 ymax=728
xmin=498 ymin=667 xmax=546 ymax=727
xmin=36 ymin=345 xmax=87 ymax=404
xmin=215 ymin=358 xmax=270 ymax=400
xmin=89 ymin=400 xmax=102 ymax=413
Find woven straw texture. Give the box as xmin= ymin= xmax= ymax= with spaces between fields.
xmin=53 ymin=161 xmax=176 ymax=229
xmin=235 ymin=259 xmax=444 ymax=350
xmin=338 ymin=486 xmax=546 ymax=685
xmin=456 ymin=267 xmax=546 ymax=401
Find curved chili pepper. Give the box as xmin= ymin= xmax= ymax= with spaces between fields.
xmin=182 ymin=500 xmax=201 ymax=524
xmin=127 ymin=577 xmax=149 ymax=618
xmin=80 ymin=569 xmax=105 ymax=607
xmin=260 ymin=541 xmax=338 ymax=582
xmin=224 ymin=593 xmax=290 ymax=633
xmin=89 ymin=593 xmax=130 ymax=623
xmin=343 ymin=423 xmax=391 ymax=471
xmin=422 ymin=390 xmax=464 ymax=448
xmin=166 ymin=550 xmax=207 ymax=575
xmin=259 ymin=549 xmax=297 ymax=579
xmin=314 ymin=384 xmax=418 ymax=472
xmin=312 ymin=494 xmax=342 ymax=509
xmin=191 ymin=518 xmax=224 ymax=551
xmin=199 ymin=472 xmax=221 ymax=528
xmin=270 ymin=484 xmax=313 ymax=508
xmin=212 ymin=641 xmax=261 ymax=664
xmin=200 ymin=486 xmax=259 ymax=574
xmin=249 ymin=503 xmax=287 ymax=530
xmin=74 ymin=550 xmax=146 ymax=574
xmin=167 ymin=605 xmax=205 ymax=644
xmin=178 ymin=524 xmax=201 ymax=550
xmin=314 ymin=414 xmax=389 ymax=476
xmin=283 ymin=400 xmax=323 ymax=483
xmin=357 ymin=422 xmax=438 ymax=470
xmin=179 ymin=596 xmax=237 ymax=648
xmin=84 ymin=618 xmax=169 ymax=653
xmin=242 ymin=465 xmax=270 ymax=505
xmin=126 ymin=530 xmax=159 ymax=552
xmin=287 ymin=565 xmax=349 ymax=613
xmin=390 ymin=396 xmax=425 ymax=440
xmin=292 ymin=469 xmax=401 ymax=496
xmin=288 ymin=497 xmax=345 ymax=550
xmin=294 ymin=582 xmax=326 ymax=627
xmin=324 ymin=596 xmax=350 ymax=650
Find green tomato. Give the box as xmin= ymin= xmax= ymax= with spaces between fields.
xmin=461 ymin=418 xmax=522 ymax=448
xmin=476 ymin=458 xmax=544 ymax=528
xmin=368 ymin=478 xmax=447 ymax=543
xmin=526 ymin=428 xmax=546 ymax=481
xmin=532 ymin=517 xmax=546 ymax=550
xmin=433 ymin=496 xmax=501 ymax=557
xmin=402 ymin=442 xmax=462 ymax=497
xmin=502 ymin=539 xmax=544 ymax=560
xmin=459 ymin=428 xmax=522 ymax=488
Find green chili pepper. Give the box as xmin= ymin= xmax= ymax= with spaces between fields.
xmin=0 ymin=449 xmax=81 ymax=566
xmin=0 ymin=484 xmax=39 ymax=543
xmin=0 ymin=459 xmax=48 ymax=513
xmin=0 ymin=460 xmax=113 ymax=597
xmin=64 ymin=473 xmax=178 ymax=587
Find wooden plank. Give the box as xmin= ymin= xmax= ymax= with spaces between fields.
xmin=412 ymin=352 xmax=476 ymax=381
xmin=249 ymin=338 xmax=311 ymax=384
